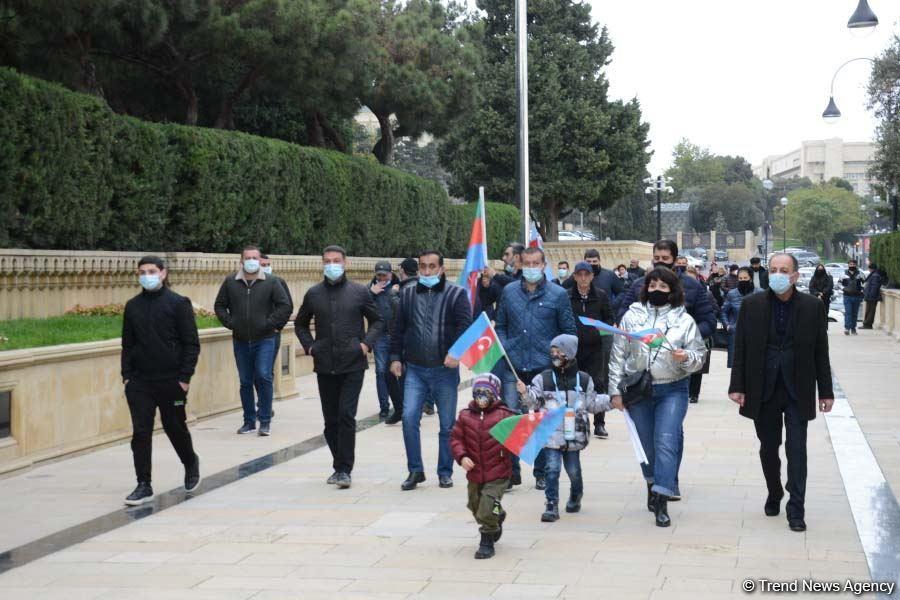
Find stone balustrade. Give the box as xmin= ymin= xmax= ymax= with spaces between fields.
xmin=877 ymin=289 xmax=900 ymax=340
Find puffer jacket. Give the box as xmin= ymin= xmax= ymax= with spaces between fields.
xmin=450 ymin=398 xmax=516 ymax=484
xmin=520 ymin=361 xmax=611 ymax=451
xmin=495 ymin=277 xmax=577 ymax=373
xmin=864 ymin=270 xmax=883 ymax=302
xmin=721 ymin=288 xmax=758 ymax=330
xmin=617 ymin=272 xmax=717 ymax=339
xmin=608 ymin=302 xmax=707 ymax=394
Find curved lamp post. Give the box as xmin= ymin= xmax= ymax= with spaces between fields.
xmin=822 ymin=57 xmax=875 ymax=124
xmin=847 ymin=0 xmax=879 ymax=32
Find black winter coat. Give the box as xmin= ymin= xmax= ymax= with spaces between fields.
xmin=568 ymin=285 xmax=613 ymax=353
xmin=122 ymin=287 xmax=200 ymax=384
xmin=214 ymin=273 xmax=292 ymax=342
xmin=295 ymin=276 xmax=384 ymax=374
xmin=728 ymin=290 xmax=833 ymax=422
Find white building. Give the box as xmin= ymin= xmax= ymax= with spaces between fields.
xmin=753 ymin=138 xmax=877 ymax=197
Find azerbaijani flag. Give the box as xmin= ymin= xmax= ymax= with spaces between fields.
xmin=490 ymin=408 xmax=566 ymax=465
xmin=448 ymin=312 xmax=506 ymax=374
xmin=578 ymin=317 xmax=670 ymax=349
xmin=458 ymin=188 xmax=489 ymax=312
xmin=634 ymin=329 xmax=667 ymax=348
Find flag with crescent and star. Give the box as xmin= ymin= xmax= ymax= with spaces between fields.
xmin=448 ymin=312 xmax=507 ymax=374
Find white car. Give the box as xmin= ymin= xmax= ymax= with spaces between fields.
xmin=685 ymin=255 xmax=704 ymax=269
xmin=557 ymin=231 xmax=583 ymax=241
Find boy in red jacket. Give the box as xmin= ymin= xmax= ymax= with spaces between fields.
xmin=451 ymin=373 xmax=516 ymax=560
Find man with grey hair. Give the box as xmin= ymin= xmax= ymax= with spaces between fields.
xmin=728 ymin=253 xmax=833 ymax=533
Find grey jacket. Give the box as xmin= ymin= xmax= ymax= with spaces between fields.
xmin=608 ymin=302 xmax=707 ymax=394
xmin=520 ymin=365 xmax=611 ymax=451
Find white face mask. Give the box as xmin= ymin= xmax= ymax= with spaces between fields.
xmin=243 ymin=259 xmax=260 ymax=274
xmin=262 ymin=266 xmax=273 ymax=275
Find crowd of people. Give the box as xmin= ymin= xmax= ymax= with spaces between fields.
xmin=119 ymin=238 xmax=882 ymax=558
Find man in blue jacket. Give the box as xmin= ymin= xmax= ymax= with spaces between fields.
xmin=495 ymin=247 xmax=577 ymax=490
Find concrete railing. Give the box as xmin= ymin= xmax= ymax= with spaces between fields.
xmin=541 ymin=241 xmax=653 ymax=271
xmin=0 ymin=325 xmax=301 ymax=474
xmin=877 ymin=289 xmax=900 ymax=340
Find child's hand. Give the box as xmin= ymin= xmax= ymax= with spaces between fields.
xmin=461 ymin=457 xmax=475 ymax=471
xmin=611 ymin=395 xmax=624 ymax=411
xmin=516 ymin=380 xmax=527 ymax=396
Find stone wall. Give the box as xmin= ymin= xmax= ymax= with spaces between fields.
xmin=541 ymin=241 xmax=653 ymax=271
xmin=877 ymin=289 xmax=900 ymax=341
xmin=0 ymin=326 xmax=299 ymax=474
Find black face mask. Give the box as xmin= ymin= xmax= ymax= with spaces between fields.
xmin=647 ymin=290 xmax=669 ymax=307
xmin=591 ymin=265 xmax=601 ymax=276
xmin=674 ymin=265 xmax=686 ymax=275
xmin=849 ymin=267 xmax=858 ymax=273
xmin=653 ymin=261 xmax=673 ymax=270
xmin=738 ymin=281 xmax=754 ymax=295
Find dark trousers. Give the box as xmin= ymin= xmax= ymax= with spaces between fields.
xmin=126 ymin=380 xmax=196 ymax=484
xmin=754 ymin=382 xmax=808 ymax=519
xmin=316 ymin=370 xmax=365 ymax=474
xmin=579 ymin=337 xmax=610 ymax=427
xmin=863 ymin=300 xmax=879 ymax=328
xmin=387 ymin=370 xmax=404 ymax=415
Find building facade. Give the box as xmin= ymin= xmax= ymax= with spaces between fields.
xmin=753 ymin=138 xmax=877 ymax=197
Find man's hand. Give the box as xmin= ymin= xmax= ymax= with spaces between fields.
xmin=820 ymin=398 xmax=834 ymax=413
xmin=390 ymin=361 xmax=403 ymax=378
xmin=516 ymin=380 xmax=527 ymax=397
xmin=672 ymin=348 xmax=688 ymax=363
xmin=611 ymin=395 xmax=624 ymax=411
xmin=370 ymin=282 xmax=385 ymax=295
xmin=461 ymin=457 xmax=475 ymax=471
xmin=360 ymin=342 xmax=370 ymax=355
xmin=729 ymin=392 xmax=745 ymax=407
xmin=179 ymin=382 xmax=189 ymax=392
xmin=444 ymin=355 xmax=460 ymax=369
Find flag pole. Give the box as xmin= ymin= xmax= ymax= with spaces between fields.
xmin=486 ymin=317 xmax=522 ymax=385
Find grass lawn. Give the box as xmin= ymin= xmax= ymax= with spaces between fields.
xmin=0 ymin=315 xmax=222 ymax=352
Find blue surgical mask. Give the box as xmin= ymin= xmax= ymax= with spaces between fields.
xmin=243 ymin=259 xmax=260 ymax=274
xmin=522 ymin=267 xmax=544 ymax=283
xmin=419 ymin=274 xmax=440 ymax=288
xmin=261 ymin=266 xmax=273 ymax=275
xmin=504 ymin=263 xmax=515 ymax=274
xmin=139 ymin=274 xmax=161 ymax=291
xmin=557 ymin=269 xmax=569 ymax=279
xmin=769 ymin=273 xmax=792 ymax=294
xmin=324 ymin=263 xmax=344 ymax=281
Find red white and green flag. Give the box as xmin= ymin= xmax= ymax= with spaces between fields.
xmin=489 ymin=408 xmax=566 ymax=465
xmin=448 ymin=312 xmax=507 ymax=374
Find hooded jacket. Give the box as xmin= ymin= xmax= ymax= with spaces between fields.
xmin=609 ymin=303 xmax=707 ymax=394
xmin=520 ymin=360 xmax=610 ymax=451
xmin=450 ymin=397 xmax=516 ymax=484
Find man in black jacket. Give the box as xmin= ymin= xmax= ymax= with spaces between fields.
xmin=627 ymin=258 xmax=646 ymax=281
xmin=215 ymin=245 xmax=292 ymax=437
xmin=862 ymin=263 xmax=884 ymax=329
xmin=390 ymin=249 xmax=472 ymax=491
xmin=370 ymin=260 xmax=400 ymax=420
xmin=260 ymin=253 xmax=295 ymax=374
xmin=562 ymin=249 xmax=625 ymax=310
xmin=729 ymin=253 xmax=834 ymax=532
xmin=121 ymin=256 xmax=201 ymax=506
xmin=568 ymin=261 xmax=614 ymax=438
xmin=295 ymin=245 xmax=384 ymax=489
xmin=749 ymin=257 xmax=769 ymax=290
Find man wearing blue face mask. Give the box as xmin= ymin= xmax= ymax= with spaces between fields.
xmin=215 ymin=245 xmax=292 ymax=437
xmin=122 ymin=256 xmax=201 ymax=506
xmin=390 ymin=249 xmax=472 ymax=491
xmin=495 ymin=246 xmax=577 ymax=490
xmin=295 ymin=245 xmax=384 ymax=490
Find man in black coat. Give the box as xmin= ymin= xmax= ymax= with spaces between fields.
xmin=861 ymin=262 xmax=884 ymax=330
xmin=728 ymin=253 xmax=834 ymax=533
xmin=749 ymin=257 xmax=769 ymax=290
xmin=562 ymin=248 xmax=624 ymax=309
xmin=260 ymin=253 xmax=295 ymax=374
xmin=626 ymin=258 xmax=646 ymax=282
xmin=295 ymin=245 xmax=384 ymax=489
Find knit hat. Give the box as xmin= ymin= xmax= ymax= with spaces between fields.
xmin=472 ymin=373 xmax=502 ymax=400
xmin=550 ymin=334 xmax=578 ymax=359
xmin=400 ymin=257 xmax=418 ymax=276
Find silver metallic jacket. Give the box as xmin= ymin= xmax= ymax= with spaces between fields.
xmin=608 ymin=302 xmax=708 ymax=393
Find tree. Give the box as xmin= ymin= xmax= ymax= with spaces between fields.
xmin=602 ymin=180 xmax=654 ymax=241
xmin=394 ymin=137 xmax=451 ymax=190
xmin=664 ymin=139 xmax=725 ymax=197
xmin=689 ymin=182 xmax=764 ymax=233
xmin=868 ymin=33 xmax=900 ymax=189
xmin=828 ymin=177 xmax=854 ymax=192
xmin=439 ymin=0 xmax=650 ymax=240
xmin=779 ymin=184 xmax=866 ymax=258
xmin=361 ymin=0 xmax=478 ymax=165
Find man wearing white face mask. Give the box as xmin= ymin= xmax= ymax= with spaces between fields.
xmin=259 ymin=253 xmax=294 ymax=376
xmin=215 ymin=245 xmax=292 ymax=437
xmin=121 ymin=256 xmax=201 ymax=505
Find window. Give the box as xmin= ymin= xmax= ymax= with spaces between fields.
xmin=281 ymin=345 xmax=290 ymax=377
xmin=0 ymin=390 xmax=10 ymax=438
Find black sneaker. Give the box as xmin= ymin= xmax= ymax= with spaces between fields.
xmin=184 ymin=456 xmax=201 ymax=493
xmin=335 ymin=473 xmax=351 ymax=489
xmin=385 ymin=411 xmax=402 ymax=425
xmin=379 ymin=409 xmax=390 ymax=421
xmin=258 ymin=422 xmax=271 ymax=436
xmin=594 ymin=424 xmax=608 ymax=439
xmin=851 ymin=329 xmax=858 ymax=335
xmin=565 ymin=493 xmax=582 ymax=513
xmin=423 ymin=404 xmax=435 ymax=416
xmin=326 ymin=471 xmax=339 ymax=485
xmin=541 ymin=501 xmax=559 ymax=522
xmin=237 ymin=422 xmax=255 ymax=434
xmin=511 ymin=472 xmax=522 ymax=486
xmin=689 ymin=396 xmax=698 ymax=404
xmin=125 ymin=482 xmax=153 ymax=506
xmin=535 ymin=477 xmax=546 ymax=491
xmin=439 ymin=475 xmax=453 ymax=488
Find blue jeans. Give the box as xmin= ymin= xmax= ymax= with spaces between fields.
xmin=373 ymin=335 xmax=392 ymax=413
xmin=233 ymin=336 xmax=277 ymax=424
xmin=843 ymin=295 xmax=862 ymax=331
xmin=402 ymin=363 xmax=460 ymax=478
xmin=726 ymin=329 xmax=736 ymax=369
xmin=497 ymin=361 xmax=546 ymax=479
xmin=543 ymin=449 xmax=583 ymax=504
xmin=628 ymin=378 xmax=690 ymax=497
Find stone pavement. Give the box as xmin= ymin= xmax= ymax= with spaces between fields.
xmin=0 ymin=331 xmax=895 ymax=599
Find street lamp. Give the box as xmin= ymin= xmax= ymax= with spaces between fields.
xmin=847 ymin=0 xmax=879 ymax=34
xmin=822 ymin=57 xmax=875 ymax=124
xmin=644 ymin=175 xmax=674 ymax=241
xmin=762 ymin=178 xmax=774 ymax=258
xmin=780 ymin=197 xmax=788 ymax=250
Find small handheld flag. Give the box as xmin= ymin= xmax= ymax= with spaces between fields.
xmin=489 ymin=408 xmax=566 ymax=465
xmin=578 ymin=316 xmax=673 ymax=350
xmin=448 ymin=312 xmax=507 ymax=374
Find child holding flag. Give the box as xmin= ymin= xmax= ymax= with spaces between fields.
xmin=516 ymin=334 xmax=611 ymax=522
xmin=450 ymin=374 xmax=516 ymax=560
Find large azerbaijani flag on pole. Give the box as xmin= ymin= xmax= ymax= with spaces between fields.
xmin=458 ymin=187 xmax=489 ymax=312
xmin=447 ymin=312 xmax=506 ymax=374
xmin=489 ymin=408 xmax=566 ymax=465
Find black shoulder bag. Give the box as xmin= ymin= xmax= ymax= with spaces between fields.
xmin=617 ymin=328 xmax=667 ymax=408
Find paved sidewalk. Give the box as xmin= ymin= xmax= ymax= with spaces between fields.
xmin=0 ymin=332 xmax=882 ymax=599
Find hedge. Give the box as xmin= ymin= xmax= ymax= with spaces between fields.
xmin=0 ymin=68 xmax=518 ymax=258
xmin=446 ymin=201 xmax=522 ymax=260
xmin=871 ymin=231 xmax=900 ymax=285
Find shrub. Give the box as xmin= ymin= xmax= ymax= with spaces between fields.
xmin=871 ymin=231 xmax=900 ymax=285
xmin=446 ymin=202 xmax=522 ymax=259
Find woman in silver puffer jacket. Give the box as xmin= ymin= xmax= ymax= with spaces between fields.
xmin=609 ymin=267 xmax=707 ymax=528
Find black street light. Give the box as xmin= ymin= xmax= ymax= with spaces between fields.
xmin=822 ymin=57 xmax=875 ymax=123
xmin=644 ymin=175 xmax=674 ymax=241
xmin=848 ymin=0 xmax=879 ymax=31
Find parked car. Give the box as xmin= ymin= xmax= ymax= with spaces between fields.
xmin=573 ymin=230 xmax=598 ymax=240
xmin=557 ymin=231 xmax=583 ymax=241
xmin=797 ymin=267 xmax=816 ymax=290
xmin=790 ymin=251 xmax=821 ymax=267
xmin=714 ymin=249 xmax=729 ymax=262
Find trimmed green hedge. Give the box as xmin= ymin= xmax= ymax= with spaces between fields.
xmin=446 ymin=202 xmax=521 ymax=260
xmin=871 ymin=231 xmax=900 ymax=285
xmin=0 ymin=68 xmax=516 ymax=258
